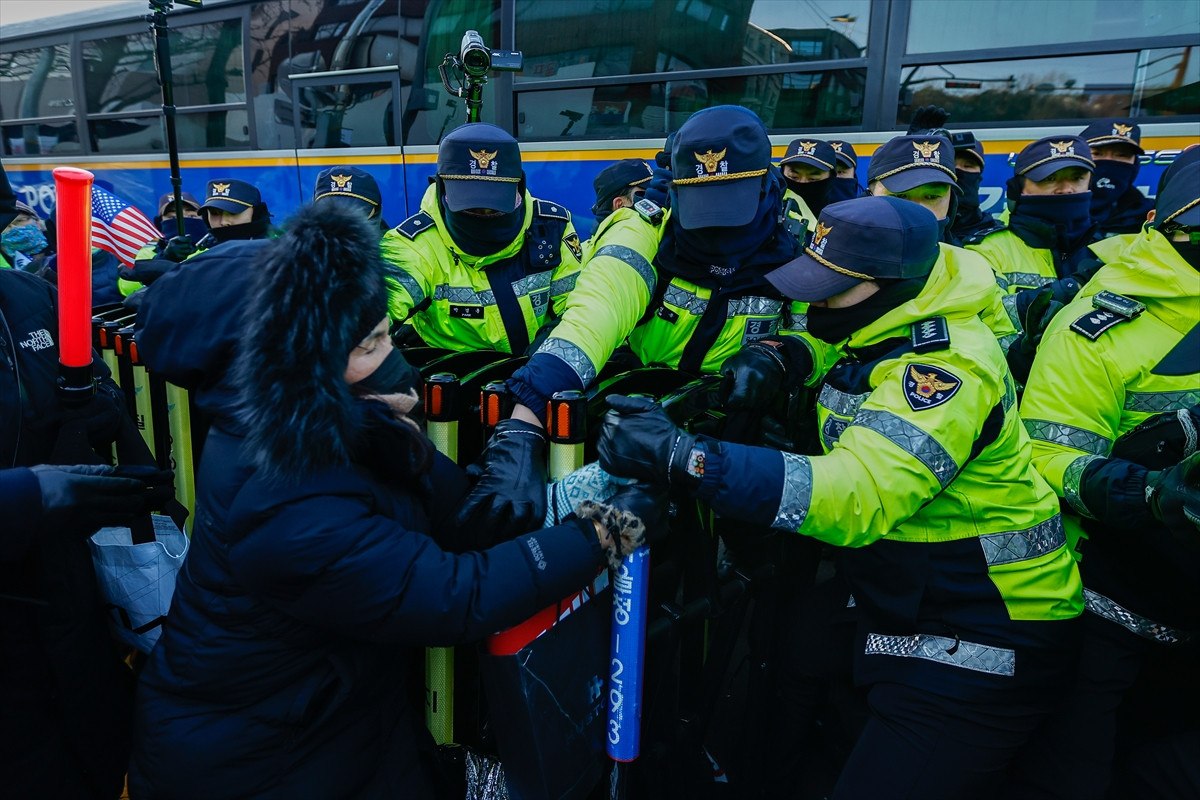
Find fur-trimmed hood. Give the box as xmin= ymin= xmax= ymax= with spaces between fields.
xmin=234 ymin=204 xmax=388 ymax=483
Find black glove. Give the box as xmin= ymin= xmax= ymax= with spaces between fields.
xmin=576 ymin=482 xmax=667 ymax=568
xmin=36 ymin=381 xmax=127 ymax=450
xmin=119 ymin=257 xmax=178 ymax=287
xmin=608 ymin=482 xmax=669 ymax=545
xmin=30 ymin=464 xmax=152 ymax=531
xmin=1006 ymin=287 xmax=1067 ymax=384
xmin=643 ymin=164 xmax=672 ymax=209
xmin=456 ymin=419 xmax=548 ymax=543
xmin=906 ymin=105 xmax=950 ymax=135
xmin=160 ymin=234 xmax=197 ymax=263
xmin=1146 ymin=453 xmax=1200 ymax=533
xmin=719 ymin=339 xmax=812 ymax=412
xmin=598 ymin=395 xmax=698 ymax=489
xmin=123 ymin=287 xmax=147 ymax=311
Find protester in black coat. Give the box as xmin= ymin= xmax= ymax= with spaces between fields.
xmin=130 ymin=205 xmax=655 ymax=799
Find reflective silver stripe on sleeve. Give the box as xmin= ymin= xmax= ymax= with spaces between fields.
xmin=784 ymin=308 xmax=808 ymax=332
xmin=513 ymin=271 xmax=552 ymax=298
xmin=1002 ymin=293 xmax=1022 ymax=330
xmin=1062 ymin=454 xmax=1101 ymax=518
xmin=818 ymin=384 xmax=869 ymax=418
xmin=594 ymin=244 xmax=656 ymax=294
xmin=433 ymin=284 xmax=496 ymax=306
xmin=978 ymin=515 xmax=1066 ymax=566
xmin=535 ymin=337 xmax=598 ymax=387
xmin=998 ymin=332 xmax=1019 ymax=355
xmin=386 ymin=267 xmax=426 ymax=307
xmin=865 ymin=633 xmax=1016 ymax=676
xmin=550 ymin=273 xmax=578 ymax=297
xmin=1024 ymin=419 xmax=1112 ymax=456
xmin=1001 ymin=373 xmax=1017 ymax=413
xmin=773 ymin=452 xmax=813 ymax=531
xmin=1084 ymin=589 xmax=1192 ymax=645
xmin=663 ymin=284 xmax=708 ymax=315
xmin=1124 ymin=389 xmax=1200 ymax=414
xmin=1004 ymin=271 xmax=1056 ymax=289
xmin=728 ymin=296 xmax=783 ymax=318
xmin=850 ymin=409 xmax=960 ymax=488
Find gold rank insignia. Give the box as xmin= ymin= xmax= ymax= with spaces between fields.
xmin=831 ymin=142 xmax=843 ymax=153
xmin=331 ymin=173 xmax=352 ymax=191
xmin=694 ymin=147 xmax=727 ymax=175
xmin=800 ymin=141 xmax=818 ymax=154
xmin=1113 ymin=123 xmax=1133 ymax=136
xmin=1049 ymin=140 xmax=1075 ymax=156
xmin=469 ymin=148 xmax=498 ymax=170
xmin=904 ymin=364 xmax=961 ymax=411
xmin=913 ymin=141 xmax=940 ymax=159
xmin=211 ymin=182 xmax=231 ymax=196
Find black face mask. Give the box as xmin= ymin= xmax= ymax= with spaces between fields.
xmin=826 ymin=176 xmax=860 ymax=203
xmin=1090 ymin=160 xmax=1139 ymax=217
xmin=1011 ymin=191 xmax=1094 ymax=247
xmin=442 ymin=202 xmax=524 ymax=257
xmin=353 ymin=348 xmax=421 ymax=396
xmin=806 ymin=277 xmax=929 ymax=344
xmin=784 ymin=176 xmax=833 ymax=217
xmin=206 ymin=205 xmax=271 ymax=243
xmin=954 ymin=170 xmax=983 ymax=216
xmin=1169 ymin=238 xmax=1200 ymax=271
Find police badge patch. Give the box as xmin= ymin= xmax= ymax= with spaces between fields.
xmin=564 ymin=232 xmax=583 ymax=262
xmin=903 ymin=363 xmax=961 ymax=411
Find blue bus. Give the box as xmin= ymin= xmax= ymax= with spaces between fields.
xmin=2 ymin=0 xmax=1197 ymax=239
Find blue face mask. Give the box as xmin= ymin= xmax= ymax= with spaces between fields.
xmin=157 ymin=215 xmax=210 ymax=243
xmin=1 ymin=225 xmax=48 ymax=256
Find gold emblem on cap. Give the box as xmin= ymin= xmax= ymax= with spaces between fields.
xmin=1113 ymin=123 xmax=1133 ymax=136
xmin=813 ymin=221 xmax=833 ymax=245
xmin=331 ymin=174 xmax=352 ymax=190
xmin=694 ymin=148 xmax=728 ymax=175
xmin=831 ymin=142 xmax=843 ymax=153
xmin=910 ymin=366 xmax=958 ymax=398
xmin=211 ymin=182 xmax=231 ymax=196
xmin=913 ymin=141 xmax=940 ymax=159
xmin=470 ymin=148 xmax=499 ymax=169
xmin=799 ymin=141 xmax=818 ymax=154
xmin=1050 ymin=140 xmax=1075 ymax=155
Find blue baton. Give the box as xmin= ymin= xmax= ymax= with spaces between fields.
xmin=607 ymin=545 xmax=650 ymax=761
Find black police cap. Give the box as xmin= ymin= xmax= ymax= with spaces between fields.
xmin=314 ymin=166 xmax=382 ymax=217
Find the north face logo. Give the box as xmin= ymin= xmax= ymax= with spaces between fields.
xmin=19 ymin=329 xmax=53 ymax=351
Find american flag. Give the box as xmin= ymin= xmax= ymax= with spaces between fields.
xmin=91 ymin=187 xmax=162 ymax=267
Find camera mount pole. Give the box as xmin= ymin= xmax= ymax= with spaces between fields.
xmin=148 ymin=0 xmax=186 ymax=238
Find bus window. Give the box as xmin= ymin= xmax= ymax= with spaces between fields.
xmin=250 ymin=0 xmax=412 ymax=150
xmin=513 ymin=0 xmax=870 ymax=82
xmin=516 ymin=67 xmax=866 ymax=140
xmin=906 ymin=0 xmax=1200 ymax=55
xmin=1134 ymin=46 xmax=1200 ymax=116
xmin=82 ymin=19 xmax=245 ymax=154
xmin=0 ymin=43 xmax=79 ymax=156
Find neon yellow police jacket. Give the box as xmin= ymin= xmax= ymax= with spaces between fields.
xmin=380 ymin=185 xmax=583 ymax=354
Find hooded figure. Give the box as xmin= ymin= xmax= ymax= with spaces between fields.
xmin=129 ymin=204 xmax=634 ymax=800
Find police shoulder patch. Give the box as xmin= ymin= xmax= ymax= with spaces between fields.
xmin=535 ymin=199 xmax=571 ymax=221
xmin=1069 ymin=306 xmax=1135 ymax=341
xmin=911 ymin=316 xmax=950 ymax=353
xmin=563 ymin=231 xmax=583 ymax=262
xmin=903 ymin=363 xmax=962 ymax=411
xmin=395 ymin=211 xmax=435 ymax=240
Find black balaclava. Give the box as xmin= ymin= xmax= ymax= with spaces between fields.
xmin=806 ymin=276 xmax=929 ymax=345
xmin=206 ymin=203 xmax=272 ymax=243
xmin=1090 ymin=160 xmax=1139 ymax=221
xmin=1007 ymin=177 xmax=1094 ymax=252
xmin=954 ymin=169 xmax=984 ymax=219
xmin=827 ymin=176 xmax=861 ymax=204
xmin=784 ymin=175 xmax=834 ymax=218
xmin=439 ymin=183 xmax=525 ymax=257
xmin=156 ymin=215 xmax=209 ymax=243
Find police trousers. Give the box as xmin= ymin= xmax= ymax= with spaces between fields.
xmin=830 ymin=681 xmax=1053 ymax=800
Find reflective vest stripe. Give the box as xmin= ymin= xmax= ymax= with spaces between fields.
xmin=594 ymin=244 xmax=655 ymax=295
xmin=1124 ymin=389 xmax=1200 ymax=413
xmin=865 ymin=632 xmax=1016 ymax=676
xmin=537 ymin=337 xmax=598 ymax=387
xmin=773 ymin=452 xmax=813 ymax=531
xmin=978 ymin=515 xmax=1066 ymax=566
xmin=1024 ymin=418 xmax=1112 ymax=456
xmin=1084 ymin=589 xmax=1192 ymax=645
xmin=851 ymin=408 xmax=960 ymax=488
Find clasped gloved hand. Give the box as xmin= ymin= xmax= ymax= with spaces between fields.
xmin=456 ymin=419 xmax=548 ymax=543
xmin=1007 ymin=287 xmax=1065 ymax=384
xmin=598 ymin=395 xmax=699 ymax=489
xmin=719 ymin=339 xmax=813 ymax=412
xmin=30 ymin=464 xmax=170 ymax=532
xmin=1146 ymin=452 xmax=1200 ymax=533
xmin=160 ymin=234 xmax=197 ymax=263
xmin=117 ymin=257 xmax=178 ymax=287
xmin=37 ymin=381 xmax=127 ymax=451
xmin=577 ymin=481 xmax=668 ymax=568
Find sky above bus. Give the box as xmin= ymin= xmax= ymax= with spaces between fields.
xmin=0 ymin=0 xmax=131 ymax=26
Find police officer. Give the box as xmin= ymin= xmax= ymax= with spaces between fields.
xmin=598 ymin=196 xmax=1083 ymax=800
xmin=827 ymin=139 xmax=862 ymax=203
xmin=117 ymin=192 xmax=206 ymax=298
xmin=1082 ymin=118 xmax=1153 ymax=238
xmin=1008 ymin=162 xmax=1200 ymax=800
xmin=465 ymin=106 xmax=818 ymax=532
xmin=312 ymin=166 xmax=388 ymax=231
xmin=779 ymin=137 xmax=838 ymax=234
xmin=867 ymin=134 xmax=1017 ymax=349
xmin=967 ymin=135 xmax=1098 ymax=333
xmin=379 ymin=123 xmax=583 ymax=355
xmin=119 ymin=180 xmax=275 ymax=295
xmin=950 ymin=137 xmax=1005 ymax=244
xmin=590 ymin=158 xmax=653 ymax=227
